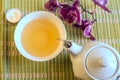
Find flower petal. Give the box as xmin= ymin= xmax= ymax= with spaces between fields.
xmin=74 ymin=20 xmax=95 ymax=40
xmin=100 ymin=5 xmax=111 ymax=13
xmin=83 ymin=24 xmax=92 ymax=37
xmin=44 ymin=0 xmax=59 ymax=12
xmin=60 ymin=4 xmax=79 ymax=23
xmin=90 ymin=34 xmax=96 ymax=40
xmin=60 ymin=4 xmax=71 ymax=20
xmin=67 ymin=10 xmax=77 ymax=23
xmin=92 ymin=0 xmax=111 ymax=13
xmin=75 ymin=7 xmax=82 ymax=24
xmin=73 ymin=0 xmax=80 ymax=7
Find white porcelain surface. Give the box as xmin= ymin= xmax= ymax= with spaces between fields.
xmin=86 ymin=47 xmax=118 ymax=80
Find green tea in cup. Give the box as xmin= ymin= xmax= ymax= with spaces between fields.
xmin=14 ymin=11 xmax=66 ymax=61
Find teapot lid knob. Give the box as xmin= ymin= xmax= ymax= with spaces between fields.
xmin=98 ymin=56 xmax=114 ymax=68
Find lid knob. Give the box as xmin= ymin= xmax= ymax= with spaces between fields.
xmin=97 ymin=56 xmax=115 ymax=68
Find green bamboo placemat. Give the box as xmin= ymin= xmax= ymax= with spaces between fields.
xmin=1 ymin=0 xmax=120 ymax=80
xmin=0 ymin=0 xmax=3 ymax=80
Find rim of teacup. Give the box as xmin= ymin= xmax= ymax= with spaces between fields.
xmin=14 ymin=11 xmax=66 ymax=61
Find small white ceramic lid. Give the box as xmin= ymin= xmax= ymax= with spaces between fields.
xmin=85 ymin=46 xmax=118 ymax=80
xmin=6 ymin=8 xmax=22 ymax=23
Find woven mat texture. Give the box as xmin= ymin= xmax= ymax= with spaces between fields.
xmin=1 ymin=0 xmax=120 ymax=80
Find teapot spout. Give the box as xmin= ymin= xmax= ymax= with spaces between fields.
xmin=64 ymin=40 xmax=83 ymax=55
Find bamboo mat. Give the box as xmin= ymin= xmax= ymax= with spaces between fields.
xmin=1 ymin=0 xmax=120 ymax=80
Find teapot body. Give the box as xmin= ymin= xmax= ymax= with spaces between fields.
xmin=70 ymin=41 xmax=98 ymax=80
xmin=70 ymin=53 xmax=92 ymax=80
xmin=68 ymin=41 xmax=120 ymax=80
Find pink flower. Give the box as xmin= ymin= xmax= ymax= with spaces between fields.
xmin=92 ymin=0 xmax=111 ymax=13
xmin=44 ymin=0 xmax=60 ymax=12
xmin=60 ymin=0 xmax=81 ymax=24
xmin=73 ymin=20 xmax=96 ymax=40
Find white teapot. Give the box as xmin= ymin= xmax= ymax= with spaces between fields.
xmin=63 ymin=40 xmax=120 ymax=80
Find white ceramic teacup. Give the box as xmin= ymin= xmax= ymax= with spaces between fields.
xmin=14 ymin=11 xmax=66 ymax=61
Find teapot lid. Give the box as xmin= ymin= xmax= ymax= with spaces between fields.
xmin=85 ymin=46 xmax=118 ymax=80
